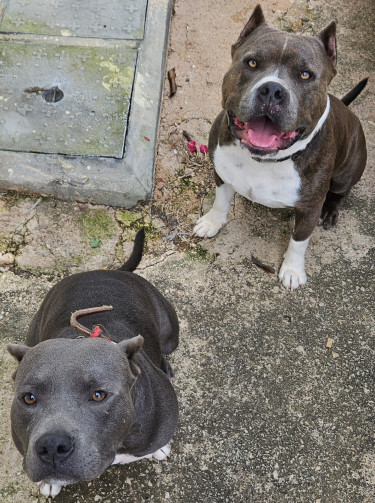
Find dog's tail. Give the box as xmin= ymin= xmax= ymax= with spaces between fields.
xmin=341 ymin=77 xmax=368 ymax=106
xmin=119 ymin=228 xmax=145 ymax=272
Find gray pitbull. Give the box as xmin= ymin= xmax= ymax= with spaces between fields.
xmin=194 ymin=4 xmax=367 ymax=290
xmin=8 ymin=229 xmax=179 ymax=498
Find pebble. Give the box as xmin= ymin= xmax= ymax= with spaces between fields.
xmin=0 ymin=252 xmax=15 ymax=265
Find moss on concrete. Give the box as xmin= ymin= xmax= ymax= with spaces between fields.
xmin=78 ymin=209 xmax=117 ymax=245
xmin=115 ymin=209 xmax=160 ymax=239
xmin=187 ymin=244 xmax=217 ymax=263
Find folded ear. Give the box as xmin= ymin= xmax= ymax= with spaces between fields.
xmin=118 ymin=335 xmax=144 ymax=378
xmin=231 ymin=4 xmax=266 ymax=57
xmin=7 ymin=343 xmax=30 ymax=362
xmin=317 ymin=21 xmax=337 ymax=67
xmin=8 ymin=344 xmax=30 ymax=380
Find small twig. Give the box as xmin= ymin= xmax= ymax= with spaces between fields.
xmin=167 ymin=68 xmax=177 ymax=97
xmin=137 ymin=251 xmax=176 ymax=270
xmin=25 ymin=197 xmax=42 ymax=216
xmin=251 ymin=255 xmax=275 ymax=274
xmin=182 ymin=130 xmax=193 ymax=142
xmin=70 ymin=305 xmax=113 ymax=336
xmin=23 ymin=87 xmax=48 ymax=94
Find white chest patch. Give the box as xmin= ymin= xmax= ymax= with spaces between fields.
xmin=214 ymin=143 xmax=301 ymax=208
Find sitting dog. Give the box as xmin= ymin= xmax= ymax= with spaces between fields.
xmin=194 ymin=4 xmax=367 ymax=290
xmin=8 ymin=229 xmax=179 ymax=497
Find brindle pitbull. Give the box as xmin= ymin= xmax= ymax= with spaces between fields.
xmin=194 ymin=4 xmax=367 ymax=290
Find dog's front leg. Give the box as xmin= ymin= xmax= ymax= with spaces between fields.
xmin=193 ymin=181 xmax=235 ymax=238
xmin=279 ymin=207 xmax=321 ymax=290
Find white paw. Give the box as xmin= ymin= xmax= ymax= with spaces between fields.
xmin=149 ymin=443 xmax=171 ymax=461
xmin=279 ymin=237 xmax=309 ymax=290
xmin=112 ymin=452 xmax=146 ymax=465
xmin=193 ymin=210 xmax=226 ymax=238
xmin=37 ymin=481 xmax=62 ymax=498
xmin=112 ymin=443 xmax=171 ymax=466
xmin=278 ymin=264 xmax=307 ymax=291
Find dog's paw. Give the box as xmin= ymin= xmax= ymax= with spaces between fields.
xmin=193 ymin=210 xmax=226 ymax=238
xmin=37 ymin=481 xmax=62 ymax=498
xmin=149 ymin=443 xmax=171 ymax=461
xmin=318 ymin=209 xmax=339 ymax=229
xmin=278 ymin=265 xmax=307 ymax=291
xmin=112 ymin=444 xmax=171 ymax=465
xmin=112 ymin=452 xmax=146 ymax=464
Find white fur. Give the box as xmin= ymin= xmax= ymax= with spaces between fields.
xmin=217 ymin=142 xmax=301 ymax=207
xmin=37 ymin=481 xmax=64 ymax=498
xmin=112 ymin=443 xmax=171 ymax=465
xmin=193 ymin=184 xmax=234 ymax=237
xmin=193 ymin=145 xmax=300 ymax=237
xmin=279 ymin=237 xmax=310 ymax=290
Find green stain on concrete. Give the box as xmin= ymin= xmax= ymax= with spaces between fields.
xmin=187 ymin=245 xmax=217 ymax=263
xmin=0 ymin=40 xmax=136 ymax=157
xmin=1 ymin=15 xmax=55 ymax=35
xmin=115 ymin=210 xmax=142 ymax=227
xmin=115 ymin=209 xmax=161 ymax=247
xmin=78 ymin=209 xmax=116 ymax=243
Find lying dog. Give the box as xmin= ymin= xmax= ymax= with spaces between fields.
xmin=194 ymin=4 xmax=367 ymax=290
xmin=8 ymin=229 xmax=179 ymax=497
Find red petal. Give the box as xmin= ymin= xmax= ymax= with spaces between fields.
xmin=187 ymin=140 xmax=197 ymax=152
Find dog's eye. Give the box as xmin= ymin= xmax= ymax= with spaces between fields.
xmin=23 ymin=393 xmax=36 ymax=405
xmin=248 ymin=59 xmax=257 ymax=69
xmin=300 ymin=71 xmax=311 ymax=80
xmin=91 ymin=391 xmax=107 ymax=402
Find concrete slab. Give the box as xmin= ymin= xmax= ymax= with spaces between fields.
xmin=0 ymin=0 xmax=148 ymax=39
xmin=0 ymin=0 xmax=172 ymax=206
xmin=0 ymin=40 xmax=136 ymax=156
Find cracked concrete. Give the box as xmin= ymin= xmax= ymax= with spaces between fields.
xmin=0 ymin=0 xmax=374 ymax=502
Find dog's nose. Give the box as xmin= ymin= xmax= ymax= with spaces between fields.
xmin=258 ymin=81 xmax=288 ymax=106
xmin=35 ymin=433 xmax=74 ymax=464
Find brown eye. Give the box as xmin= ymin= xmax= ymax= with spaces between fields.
xmin=248 ymin=59 xmax=257 ymax=68
xmin=23 ymin=393 xmax=36 ymax=405
xmin=300 ymin=71 xmax=311 ymax=80
xmin=91 ymin=391 xmax=106 ymax=402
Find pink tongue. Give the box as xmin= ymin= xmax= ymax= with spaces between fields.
xmin=247 ymin=116 xmax=282 ymax=148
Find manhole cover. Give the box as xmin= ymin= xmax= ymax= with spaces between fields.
xmin=0 ymin=41 xmax=136 ymax=157
xmin=0 ymin=0 xmax=148 ymax=39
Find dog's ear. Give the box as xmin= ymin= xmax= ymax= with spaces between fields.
xmin=118 ymin=335 xmax=144 ymax=378
xmin=8 ymin=344 xmax=30 ymax=380
xmin=317 ymin=21 xmax=337 ymax=68
xmin=231 ymin=4 xmax=266 ymax=57
xmin=7 ymin=343 xmax=30 ymax=362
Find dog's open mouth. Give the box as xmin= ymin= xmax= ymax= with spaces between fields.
xmin=230 ymin=114 xmax=302 ymax=154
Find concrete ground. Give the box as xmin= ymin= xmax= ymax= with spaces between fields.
xmin=0 ymin=0 xmax=374 ymax=502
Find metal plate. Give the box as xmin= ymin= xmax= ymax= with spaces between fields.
xmin=0 ymin=40 xmax=136 ymax=157
xmin=0 ymin=0 xmax=148 ymax=39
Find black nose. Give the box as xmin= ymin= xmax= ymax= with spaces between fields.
xmin=258 ymin=81 xmax=288 ymax=106
xmin=35 ymin=433 xmax=74 ymax=465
